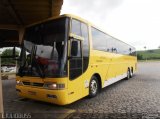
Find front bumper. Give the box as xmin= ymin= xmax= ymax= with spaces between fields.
xmin=16 ymin=85 xmax=68 ymax=105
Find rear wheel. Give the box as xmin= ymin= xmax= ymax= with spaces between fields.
xmin=130 ymin=67 xmax=133 ymax=78
xmin=89 ymin=76 xmax=99 ymax=98
xmin=125 ymin=69 xmax=130 ymax=80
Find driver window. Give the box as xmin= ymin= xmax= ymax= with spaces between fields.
xmin=69 ymin=19 xmax=83 ymax=80
xmin=71 ymin=19 xmax=81 ymax=36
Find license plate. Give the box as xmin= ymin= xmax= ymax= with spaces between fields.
xmin=28 ymin=91 xmax=36 ymax=95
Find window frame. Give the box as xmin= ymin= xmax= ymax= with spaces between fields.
xmin=69 ymin=18 xmax=90 ymax=80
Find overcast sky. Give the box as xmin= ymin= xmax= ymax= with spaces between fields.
xmin=61 ymin=0 xmax=160 ymax=50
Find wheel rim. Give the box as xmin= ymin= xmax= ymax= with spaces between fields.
xmin=130 ymin=71 xmax=133 ymax=77
xmin=127 ymin=70 xmax=130 ymax=79
xmin=90 ymin=80 xmax=97 ymax=94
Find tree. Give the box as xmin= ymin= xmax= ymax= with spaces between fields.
xmin=0 ymin=48 xmax=19 ymax=65
xmin=144 ymin=46 xmax=147 ymax=61
xmin=148 ymin=50 xmax=154 ymax=53
xmin=137 ymin=54 xmax=143 ymax=60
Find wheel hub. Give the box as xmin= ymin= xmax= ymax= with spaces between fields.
xmin=91 ymin=80 xmax=97 ymax=94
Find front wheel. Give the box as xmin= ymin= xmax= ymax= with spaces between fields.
xmin=89 ymin=76 xmax=99 ymax=98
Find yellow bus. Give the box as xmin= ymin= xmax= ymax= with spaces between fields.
xmin=16 ymin=14 xmax=137 ymax=105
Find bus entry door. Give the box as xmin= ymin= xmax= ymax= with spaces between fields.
xmin=68 ymin=39 xmax=83 ymax=103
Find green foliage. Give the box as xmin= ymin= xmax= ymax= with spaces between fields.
xmin=137 ymin=49 xmax=160 ymax=60
xmin=0 ymin=48 xmax=19 ymax=65
xmin=137 ymin=54 xmax=143 ymax=60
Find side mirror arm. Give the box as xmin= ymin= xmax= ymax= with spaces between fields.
xmin=69 ymin=33 xmax=84 ymax=41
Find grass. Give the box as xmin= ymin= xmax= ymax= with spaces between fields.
xmin=138 ymin=59 xmax=160 ymax=62
xmin=137 ymin=49 xmax=160 ymax=60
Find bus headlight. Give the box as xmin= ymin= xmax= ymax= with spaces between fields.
xmin=16 ymin=80 xmax=23 ymax=86
xmin=43 ymin=83 xmax=65 ymax=90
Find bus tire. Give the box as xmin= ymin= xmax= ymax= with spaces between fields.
xmin=125 ymin=68 xmax=130 ymax=80
xmin=89 ymin=76 xmax=99 ymax=98
xmin=130 ymin=67 xmax=133 ymax=78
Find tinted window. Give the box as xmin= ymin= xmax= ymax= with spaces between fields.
xmin=92 ymin=27 xmax=107 ymax=51
xmin=70 ymin=19 xmax=90 ymax=80
xmin=81 ymin=23 xmax=89 ymax=72
xmin=71 ymin=19 xmax=81 ymax=36
xmin=20 ymin=18 xmax=68 ymax=78
xmin=106 ymin=36 xmax=116 ymax=53
xmin=69 ymin=39 xmax=82 ymax=80
xmin=129 ymin=47 xmax=136 ymax=56
xmin=91 ymin=27 xmax=136 ymax=56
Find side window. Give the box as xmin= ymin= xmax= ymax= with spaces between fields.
xmin=91 ymin=26 xmax=136 ymax=56
xmin=81 ymin=23 xmax=89 ymax=72
xmin=107 ymin=36 xmax=115 ymax=53
xmin=69 ymin=19 xmax=90 ymax=79
xmin=130 ymin=48 xmax=136 ymax=56
xmin=69 ymin=19 xmax=83 ymax=80
xmin=92 ymin=27 xmax=106 ymax=51
xmin=71 ymin=19 xmax=81 ymax=36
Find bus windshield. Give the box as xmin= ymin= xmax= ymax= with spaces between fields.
xmin=18 ymin=17 xmax=69 ymax=78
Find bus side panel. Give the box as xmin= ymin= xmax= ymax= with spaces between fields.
xmin=113 ymin=54 xmax=128 ymax=77
xmin=67 ymin=76 xmax=84 ymax=104
xmin=89 ymin=50 xmax=113 ymax=88
xmin=104 ymin=54 xmax=137 ymax=88
xmin=67 ymin=49 xmax=111 ymax=102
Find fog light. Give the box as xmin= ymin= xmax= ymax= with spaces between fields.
xmin=16 ymin=89 xmax=21 ymax=92
xmin=16 ymin=80 xmax=23 ymax=86
xmin=47 ymin=94 xmax=57 ymax=99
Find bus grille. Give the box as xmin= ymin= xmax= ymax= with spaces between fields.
xmin=23 ymin=81 xmax=30 ymax=86
xmin=22 ymin=82 xmax=44 ymax=87
xmin=32 ymin=83 xmax=44 ymax=87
